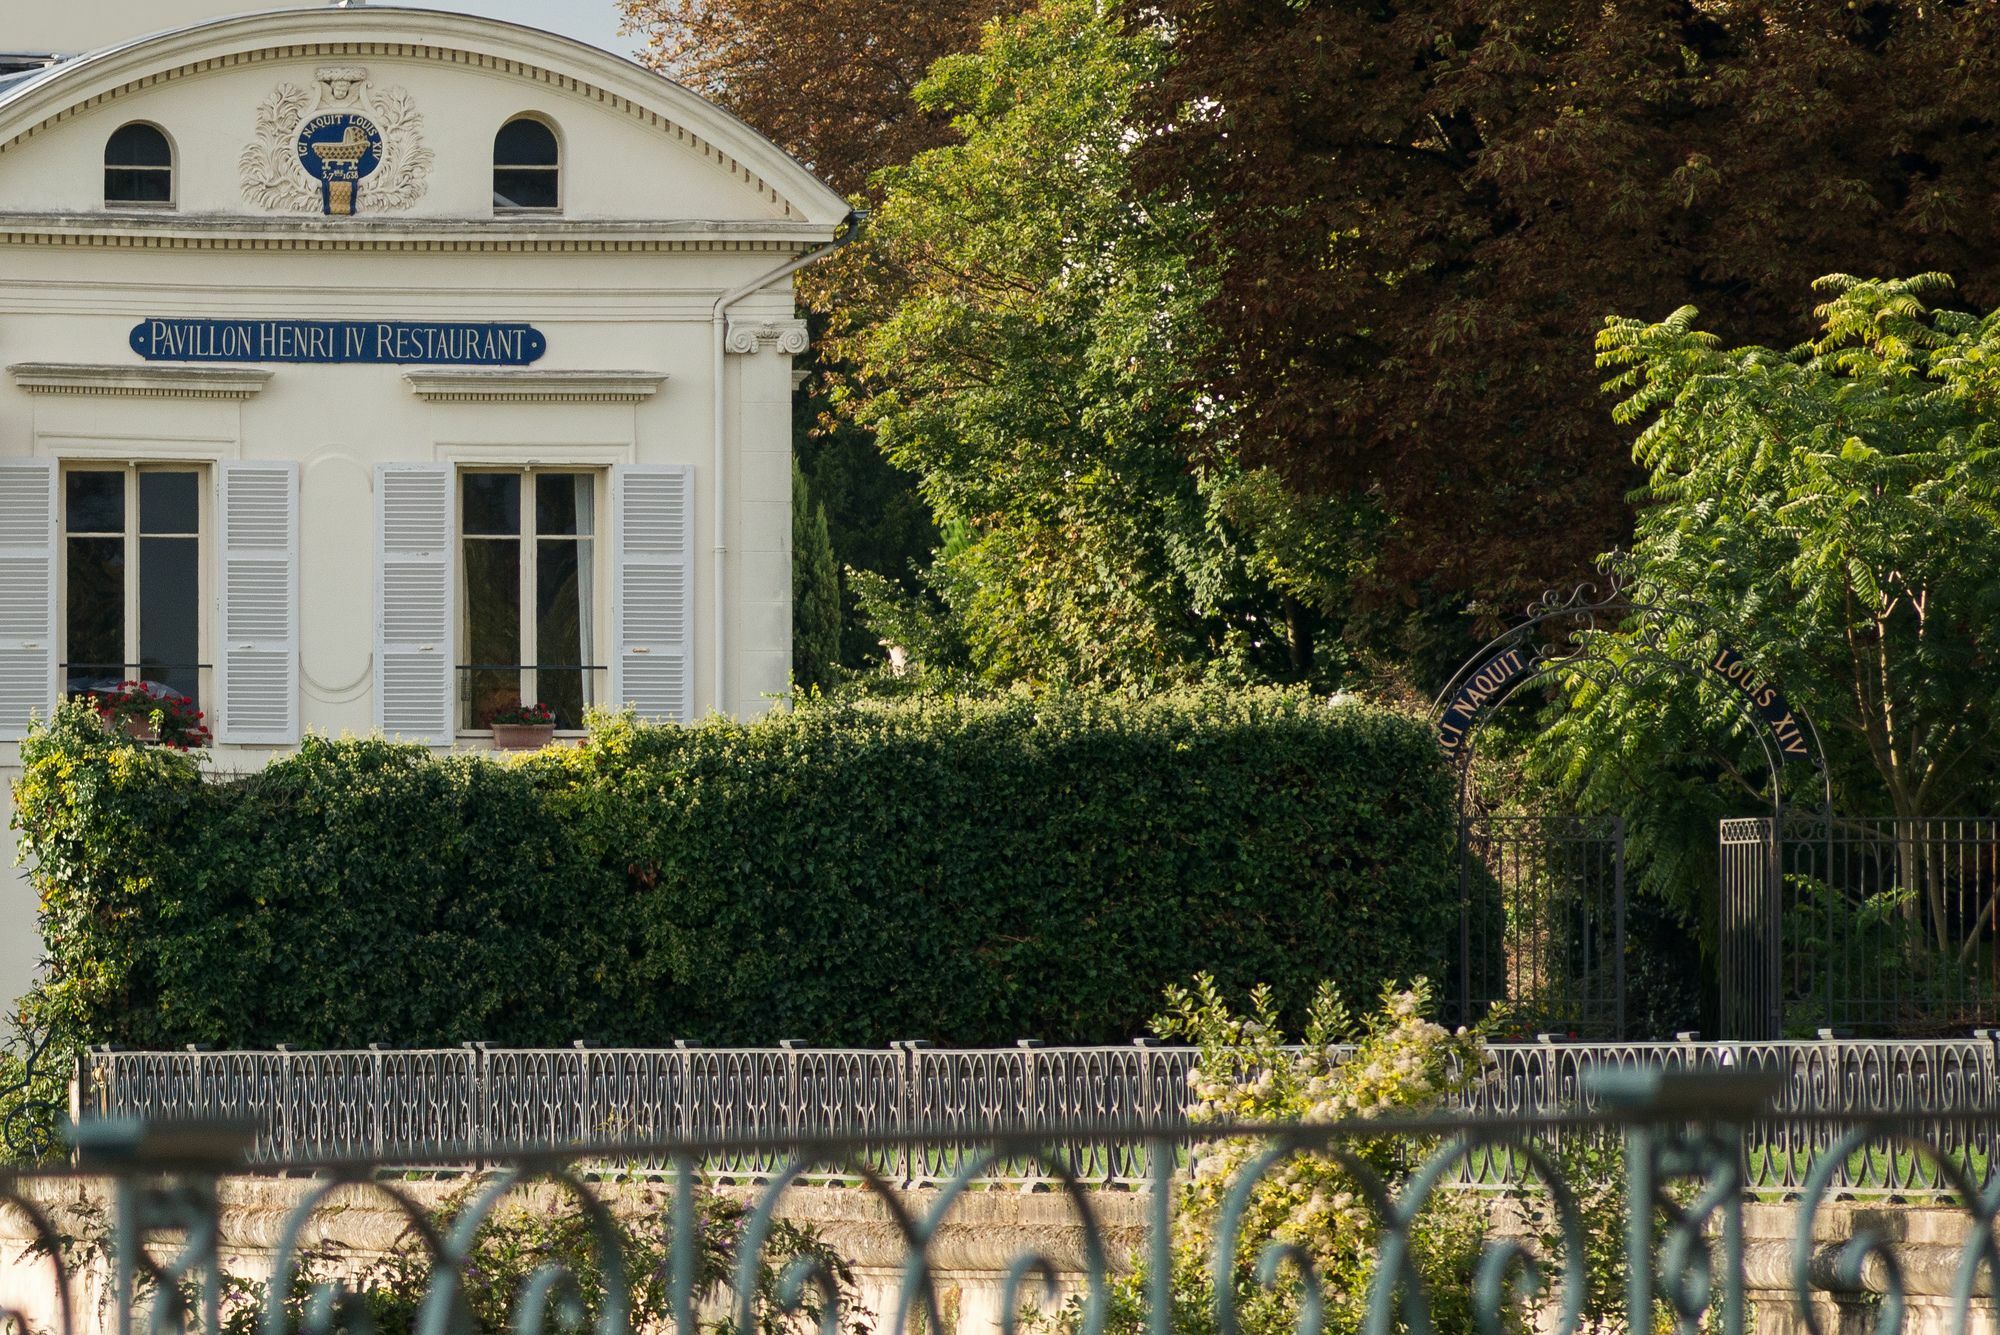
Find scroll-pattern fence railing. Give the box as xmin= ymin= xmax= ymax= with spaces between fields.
xmin=24 ymin=1077 xmax=2000 ymax=1335
xmin=82 ymin=1036 xmax=2000 ymax=1192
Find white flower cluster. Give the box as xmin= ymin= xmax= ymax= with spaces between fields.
xmin=1162 ymin=980 xmax=1489 ymax=1335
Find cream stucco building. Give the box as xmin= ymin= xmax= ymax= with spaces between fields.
xmin=0 ymin=2 xmax=850 ymax=1004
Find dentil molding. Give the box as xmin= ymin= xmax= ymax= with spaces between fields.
xmin=402 ymin=369 xmax=668 ymax=403
xmin=8 ymin=362 xmax=273 ymax=399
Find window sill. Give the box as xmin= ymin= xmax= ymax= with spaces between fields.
xmin=460 ymin=732 xmax=588 ymax=748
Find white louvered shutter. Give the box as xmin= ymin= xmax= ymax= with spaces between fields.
xmin=611 ymin=465 xmax=693 ymax=723
xmin=0 ymin=459 xmax=56 ymax=741
xmin=216 ymin=462 xmax=299 ymax=744
xmin=374 ymin=464 xmax=454 ymax=743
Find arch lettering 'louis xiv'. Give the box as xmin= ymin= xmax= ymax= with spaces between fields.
xmin=1708 ymin=648 xmax=1812 ymax=761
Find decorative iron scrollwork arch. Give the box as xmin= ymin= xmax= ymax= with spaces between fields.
xmin=1429 ymin=559 xmax=1832 ymax=817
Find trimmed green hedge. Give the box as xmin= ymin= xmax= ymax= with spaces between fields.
xmin=14 ymin=691 xmax=1459 ymax=1049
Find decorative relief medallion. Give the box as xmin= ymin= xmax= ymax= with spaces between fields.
xmin=240 ymin=66 xmax=432 ymax=215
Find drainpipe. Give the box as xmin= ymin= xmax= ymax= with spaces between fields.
xmin=708 ymin=208 xmax=863 ymax=715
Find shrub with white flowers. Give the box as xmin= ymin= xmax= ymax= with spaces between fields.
xmin=1061 ymin=975 xmax=1498 ymax=1335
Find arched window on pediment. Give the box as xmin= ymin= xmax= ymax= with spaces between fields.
xmin=105 ymin=122 xmax=173 ymax=208
xmin=494 ymin=116 xmax=560 ymax=212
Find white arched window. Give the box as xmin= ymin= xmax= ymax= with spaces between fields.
xmin=105 ymin=122 xmax=173 ymax=207
xmin=494 ymin=116 xmax=559 ymax=211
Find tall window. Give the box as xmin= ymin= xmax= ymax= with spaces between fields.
xmin=493 ymin=116 xmax=559 ymax=211
xmin=105 ymin=123 xmax=173 ymax=206
xmin=460 ymin=470 xmax=597 ymax=730
xmin=63 ymin=466 xmax=203 ymax=702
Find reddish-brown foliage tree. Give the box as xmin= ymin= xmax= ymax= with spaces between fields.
xmin=1133 ymin=0 xmax=2000 ymax=605
xmin=620 ymin=0 xmax=1000 ymax=195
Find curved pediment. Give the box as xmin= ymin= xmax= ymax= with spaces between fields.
xmin=0 ymin=7 xmax=849 ymax=229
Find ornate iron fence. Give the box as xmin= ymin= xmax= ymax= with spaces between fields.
xmin=7 ymin=1072 xmax=2000 ymax=1335
xmin=78 ymin=1036 xmax=2000 ymax=1191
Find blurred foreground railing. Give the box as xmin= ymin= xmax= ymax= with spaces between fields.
xmin=10 ymin=1071 xmax=2000 ymax=1335
xmin=78 ymin=1036 xmax=2000 ymax=1193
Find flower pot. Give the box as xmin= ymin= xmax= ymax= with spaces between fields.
xmin=490 ymin=722 xmax=556 ymax=751
xmin=119 ymin=716 xmax=157 ymax=743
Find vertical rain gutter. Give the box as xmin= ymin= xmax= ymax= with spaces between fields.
xmin=708 ymin=209 xmax=862 ymax=714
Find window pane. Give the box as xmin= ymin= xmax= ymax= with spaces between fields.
xmin=462 ymin=537 xmax=521 ymax=728
xmin=536 ymin=668 xmax=585 ymax=729
xmin=463 ymin=667 xmax=519 ymax=731
xmin=495 ymin=118 xmax=558 ymax=166
xmin=107 ymin=124 xmax=172 ymax=167
xmin=536 ymin=472 xmax=594 ymax=535
xmin=140 ymin=470 xmax=199 ymax=535
xmin=66 ymin=535 xmax=124 ymax=693
xmin=139 ymin=535 xmax=200 ymax=701
xmin=106 ymin=167 xmax=172 ymax=204
xmin=462 ymin=473 xmax=520 ymax=536
xmin=494 ymin=168 xmax=559 ymax=210
xmin=67 ymin=472 xmax=123 ymax=534
xmin=537 ymin=538 xmax=587 ymax=728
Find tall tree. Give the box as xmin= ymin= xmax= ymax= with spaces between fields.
xmin=840 ymin=0 xmax=1209 ymax=688
xmin=622 ymin=0 xmax=991 ymax=668
xmin=1133 ymin=0 xmax=2000 ymax=606
xmin=620 ymin=0 xmax=998 ymax=195
xmin=1535 ymin=274 xmax=2000 ymax=936
xmin=840 ymin=0 xmax=1360 ymax=689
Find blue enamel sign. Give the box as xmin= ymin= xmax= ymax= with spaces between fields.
xmin=297 ymin=112 xmax=382 ymax=215
xmin=129 ymin=319 xmax=548 ymax=366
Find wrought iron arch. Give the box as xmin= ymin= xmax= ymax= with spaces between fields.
xmin=1429 ymin=563 xmax=1832 ymax=817
xmin=1428 ymin=561 xmax=1833 ymax=1039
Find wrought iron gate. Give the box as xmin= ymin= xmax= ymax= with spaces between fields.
xmin=1457 ymin=813 xmax=1625 ymax=1037
xmin=1721 ymin=813 xmax=2000 ymax=1038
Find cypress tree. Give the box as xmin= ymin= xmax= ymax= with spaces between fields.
xmin=792 ymin=458 xmax=841 ymax=690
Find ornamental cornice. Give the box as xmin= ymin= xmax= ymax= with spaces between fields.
xmin=403 ymin=369 xmax=668 ymax=404
xmin=725 ymin=316 xmax=810 ymax=356
xmin=0 ymin=213 xmax=836 ymax=254
xmin=8 ymin=362 xmax=272 ymax=399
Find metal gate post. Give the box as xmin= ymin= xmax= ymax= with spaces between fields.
xmin=1612 ymin=814 xmax=1627 ymax=1040
xmin=1823 ymin=815 xmax=1836 ymax=1031
xmin=1766 ymin=813 xmax=1785 ymax=1040
xmin=1458 ymin=805 xmax=1473 ymax=1028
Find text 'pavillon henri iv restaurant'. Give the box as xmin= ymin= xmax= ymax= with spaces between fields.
xmin=0 ymin=0 xmax=854 ymax=1005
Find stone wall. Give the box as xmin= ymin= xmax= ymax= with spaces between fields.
xmin=0 ymin=1176 xmax=1148 ymax=1335
xmin=2 ymin=1179 xmax=1985 ymax=1335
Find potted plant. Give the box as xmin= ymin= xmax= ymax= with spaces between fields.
xmin=489 ymin=701 xmax=557 ymax=750
xmin=88 ymin=681 xmax=211 ymax=750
